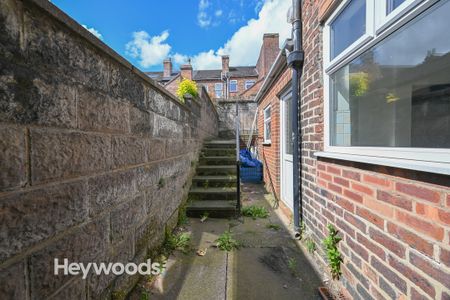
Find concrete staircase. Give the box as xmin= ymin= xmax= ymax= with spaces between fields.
xmin=186 ymin=140 xmax=238 ymax=218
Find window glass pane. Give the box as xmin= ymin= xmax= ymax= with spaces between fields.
xmin=230 ymin=80 xmax=238 ymax=92
xmin=331 ymin=0 xmax=366 ymax=59
xmin=245 ymin=80 xmax=255 ymax=89
xmin=387 ymin=0 xmax=406 ymax=14
xmin=264 ymin=107 xmax=271 ymax=120
xmin=215 ymin=83 xmax=223 ymax=97
xmin=330 ymin=0 xmax=450 ymax=148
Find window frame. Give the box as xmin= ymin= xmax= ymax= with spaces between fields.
xmin=245 ymin=80 xmax=256 ymax=90
xmin=229 ymin=80 xmax=238 ymax=92
xmin=214 ymin=82 xmax=223 ymax=98
xmin=322 ymin=0 xmax=450 ymax=172
xmin=263 ymin=105 xmax=272 ymax=144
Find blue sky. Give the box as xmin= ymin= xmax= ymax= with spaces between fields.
xmin=51 ymin=0 xmax=291 ymax=71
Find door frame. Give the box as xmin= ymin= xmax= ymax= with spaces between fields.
xmin=280 ymin=89 xmax=293 ymax=211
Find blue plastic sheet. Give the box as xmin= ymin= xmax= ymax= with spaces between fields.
xmin=240 ymin=149 xmax=262 ymax=168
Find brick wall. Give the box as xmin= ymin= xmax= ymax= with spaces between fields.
xmin=255 ymin=1 xmax=450 ymax=299
xmin=0 ymin=0 xmax=218 ymax=299
xmin=300 ymin=1 xmax=450 ymax=299
xmin=196 ymin=77 xmax=258 ymax=100
xmin=256 ymin=68 xmax=292 ymax=203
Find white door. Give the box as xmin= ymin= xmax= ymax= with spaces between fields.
xmin=280 ymin=91 xmax=293 ymax=211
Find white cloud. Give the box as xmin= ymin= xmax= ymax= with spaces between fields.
xmin=127 ymin=0 xmax=291 ymax=70
xmin=190 ymin=0 xmax=291 ymax=69
xmin=125 ymin=30 xmax=171 ymax=68
xmin=197 ymin=0 xmax=212 ymax=28
xmin=82 ymin=25 xmax=103 ymax=40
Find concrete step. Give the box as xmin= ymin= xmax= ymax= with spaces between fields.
xmin=189 ymin=187 xmax=237 ymax=194
xmin=196 ymin=165 xmax=236 ymax=175
xmin=193 ymin=175 xmax=237 ymax=182
xmin=204 ymin=140 xmax=235 ymax=149
xmin=186 ymin=200 xmax=237 ymax=218
xmin=199 ymin=156 xmax=236 ymax=165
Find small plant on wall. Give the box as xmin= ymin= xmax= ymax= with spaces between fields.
xmin=323 ymin=224 xmax=343 ymax=280
xmin=176 ymin=79 xmax=198 ymax=103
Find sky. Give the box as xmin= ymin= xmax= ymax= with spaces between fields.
xmin=51 ymin=0 xmax=292 ymax=71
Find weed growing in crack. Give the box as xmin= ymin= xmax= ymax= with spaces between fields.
xmin=216 ymin=231 xmax=239 ymax=251
xmin=241 ymin=205 xmax=269 ymax=219
xmin=323 ymin=224 xmax=343 ymax=280
xmin=164 ymin=231 xmax=191 ymax=254
xmin=266 ymin=223 xmax=281 ymax=231
xmin=158 ymin=177 xmax=165 ymax=189
xmin=306 ymin=238 xmax=316 ymax=253
xmin=287 ymin=257 xmax=297 ymax=276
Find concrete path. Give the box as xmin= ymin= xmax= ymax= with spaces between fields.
xmin=130 ymin=183 xmax=323 ymax=300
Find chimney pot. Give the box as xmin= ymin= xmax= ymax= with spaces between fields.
xmin=180 ymin=60 xmax=193 ymax=80
xmin=163 ymin=58 xmax=172 ymax=78
xmin=221 ymin=55 xmax=230 ymax=74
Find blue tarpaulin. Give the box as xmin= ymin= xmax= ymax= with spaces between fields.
xmin=240 ymin=149 xmax=262 ymax=168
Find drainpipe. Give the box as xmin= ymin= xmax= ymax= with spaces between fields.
xmin=287 ymin=0 xmax=304 ymax=238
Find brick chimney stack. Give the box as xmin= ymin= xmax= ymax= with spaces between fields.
xmin=180 ymin=58 xmax=193 ymax=80
xmin=221 ymin=55 xmax=230 ymax=74
xmin=256 ymin=33 xmax=280 ymax=78
xmin=163 ymin=58 xmax=172 ymax=78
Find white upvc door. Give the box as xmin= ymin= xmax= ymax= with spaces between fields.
xmin=280 ymin=91 xmax=294 ymax=211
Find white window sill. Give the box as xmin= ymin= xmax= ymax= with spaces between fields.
xmin=314 ymin=151 xmax=450 ymax=176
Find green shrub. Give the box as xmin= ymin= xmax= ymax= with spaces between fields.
xmin=323 ymin=224 xmax=343 ymax=280
xmin=165 ymin=232 xmax=191 ymax=254
xmin=176 ymin=79 xmax=198 ymax=102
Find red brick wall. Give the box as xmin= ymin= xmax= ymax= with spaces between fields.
xmin=196 ymin=77 xmax=258 ymax=100
xmin=300 ymin=1 xmax=450 ymax=299
xmin=256 ymin=1 xmax=450 ymax=299
xmin=256 ymin=68 xmax=292 ymax=203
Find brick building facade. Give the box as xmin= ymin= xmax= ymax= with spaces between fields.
xmin=256 ymin=0 xmax=450 ymax=299
xmin=147 ymin=34 xmax=280 ymax=101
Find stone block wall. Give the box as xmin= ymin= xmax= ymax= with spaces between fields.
xmin=0 ymin=0 xmax=218 ymax=298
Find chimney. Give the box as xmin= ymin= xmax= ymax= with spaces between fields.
xmin=221 ymin=55 xmax=230 ymax=74
xmin=163 ymin=58 xmax=172 ymax=78
xmin=180 ymin=59 xmax=193 ymax=80
xmin=256 ymin=33 xmax=280 ymax=78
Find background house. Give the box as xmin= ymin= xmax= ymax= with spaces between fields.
xmin=147 ymin=33 xmax=280 ymax=101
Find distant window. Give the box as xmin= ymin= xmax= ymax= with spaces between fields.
xmin=229 ymin=80 xmax=238 ymax=92
xmin=215 ymin=83 xmax=223 ymax=98
xmin=245 ymin=80 xmax=256 ymax=90
xmin=263 ymin=105 xmax=272 ymax=144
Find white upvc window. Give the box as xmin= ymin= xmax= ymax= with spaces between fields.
xmin=322 ymin=0 xmax=450 ymax=175
xmin=229 ymin=80 xmax=238 ymax=92
xmin=263 ymin=105 xmax=272 ymax=144
xmin=245 ymin=80 xmax=256 ymax=90
xmin=215 ymin=83 xmax=223 ymax=98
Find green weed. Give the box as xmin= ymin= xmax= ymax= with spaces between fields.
xmin=241 ymin=205 xmax=269 ymax=219
xmin=216 ymin=231 xmax=239 ymax=251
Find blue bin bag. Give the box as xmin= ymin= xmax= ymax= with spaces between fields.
xmin=240 ymin=149 xmax=262 ymax=168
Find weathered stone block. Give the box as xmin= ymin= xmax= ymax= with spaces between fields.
xmin=111 ymin=195 xmax=147 ymax=243
xmin=88 ymin=169 xmax=138 ymax=217
xmin=48 ymin=278 xmax=86 ymax=300
xmin=0 ymin=125 xmax=26 ymax=191
xmin=78 ymin=89 xmax=130 ymax=133
xmin=29 ymin=217 xmax=109 ymax=299
xmin=0 ymin=260 xmax=27 ymax=300
xmin=165 ymin=139 xmax=186 ymax=158
xmin=88 ymin=235 xmax=134 ymax=299
xmin=111 ymin=136 xmax=148 ymax=169
xmin=134 ymin=165 xmax=160 ymax=192
xmin=148 ymin=138 xmax=165 ymax=161
xmin=130 ymin=106 xmax=153 ymax=136
xmin=0 ymin=180 xmax=88 ymax=262
xmin=0 ymin=73 xmax=77 ymax=128
xmin=153 ymin=114 xmax=183 ymax=138
xmin=31 ymin=129 xmax=111 ymax=183
xmin=109 ymin=65 xmax=144 ymax=104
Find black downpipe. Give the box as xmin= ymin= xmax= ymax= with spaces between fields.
xmin=287 ymin=0 xmax=304 ymax=236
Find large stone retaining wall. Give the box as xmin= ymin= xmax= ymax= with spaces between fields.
xmin=0 ymin=0 xmax=218 ymax=298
